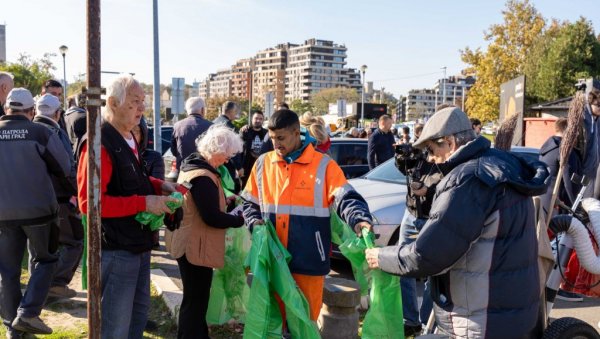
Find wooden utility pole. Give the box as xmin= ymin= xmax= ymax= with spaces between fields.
xmin=86 ymin=0 xmax=102 ymax=337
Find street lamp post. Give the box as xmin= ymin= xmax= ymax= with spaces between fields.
xmin=360 ymin=64 xmax=367 ymax=128
xmin=59 ymin=45 xmax=68 ymax=107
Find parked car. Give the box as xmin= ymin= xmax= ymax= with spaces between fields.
xmin=329 ymin=138 xmax=369 ymax=179
xmin=164 ymin=137 xmax=370 ymax=183
xmin=332 ymin=145 xmax=540 ymax=259
xmin=147 ymin=126 xmax=173 ymax=155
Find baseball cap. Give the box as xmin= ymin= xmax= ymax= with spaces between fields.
xmin=36 ymin=94 xmax=62 ymax=116
xmin=6 ymin=88 xmax=35 ymax=110
xmin=413 ymin=107 xmax=473 ymax=148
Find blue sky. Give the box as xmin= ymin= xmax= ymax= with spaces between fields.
xmin=2 ymin=0 xmax=599 ymax=97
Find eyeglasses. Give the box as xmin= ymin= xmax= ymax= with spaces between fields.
xmin=426 ymin=138 xmax=446 ymax=154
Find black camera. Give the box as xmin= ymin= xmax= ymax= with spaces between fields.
xmin=395 ymin=143 xmax=425 ymax=161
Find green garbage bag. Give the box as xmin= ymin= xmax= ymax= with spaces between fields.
xmin=217 ymin=165 xmax=236 ymax=198
xmin=207 ymin=226 xmax=252 ymax=324
xmin=243 ymin=221 xmax=320 ymax=339
xmin=134 ymin=192 xmax=183 ymax=231
xmin=331 ymin=212 xmax=371 ymax=296
xmin=207 ymin=165 xmax=250 ymax=324
xmin=361 ymin=228 xmax=405 ymax=339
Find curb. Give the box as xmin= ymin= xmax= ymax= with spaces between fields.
xmin=150 ymin=268 xmax=182 ymax=320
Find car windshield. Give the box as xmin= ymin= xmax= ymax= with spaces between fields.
xmin=363 ymin=158 xmax=407 ymax=184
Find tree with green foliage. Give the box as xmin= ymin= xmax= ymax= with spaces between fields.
xmin=0 ymin=53 xmax=56 ymax=95
xmin=461 ymin=0 xmax=545 ymax=122
xmin=289 ymin=99 xmax=314 ymax=114
xmin=310 ymin=87 xmax=360 ymax=114
xmin=525 ymin=18 xmax=600 ymax=102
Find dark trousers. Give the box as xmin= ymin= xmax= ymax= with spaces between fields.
xmin=176 ymin=255 xmax=213 ymax=339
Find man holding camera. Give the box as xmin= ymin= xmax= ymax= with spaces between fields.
xmin=366 ymin=107 xmax=549 ymax=338
xmin=394 ymin=127 xmax=446 ymax=335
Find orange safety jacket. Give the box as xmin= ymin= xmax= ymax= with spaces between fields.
xmin=242 ymin=144 xmax=372 ymax=275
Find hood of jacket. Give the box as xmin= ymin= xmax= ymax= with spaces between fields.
xmin=444 ymin=136 xmax=550 ymax=197
xmin=539 ymin=135 xmax=561 ymax=158
xmin=181 ymin=152 xmax=220 ymax=177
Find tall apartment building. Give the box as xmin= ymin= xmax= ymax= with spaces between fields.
xmin=199 ymin=74 xmax=214 ymax=100
xmin=406 ymin=89 xmax=437 ymax=120
xmin=433 ymin=75 xmax=475 ymax=108
xmin=210 ymin=69 xmax=232 ymax=98
xmin=0 ymin=25 xmax=6 ymax=63
xmin=253 ymin=44 xmax=291 ymax=105
xmin=231 ymin=58 xmax=254 ymax=100
xmin=346 ymin=68 xmax=362 ymax=95
xmin=285 ymin=39 xmax=348 ymax=102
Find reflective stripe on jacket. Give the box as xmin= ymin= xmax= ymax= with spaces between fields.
xmin=242 ymin=144 xmax=372 ymax=275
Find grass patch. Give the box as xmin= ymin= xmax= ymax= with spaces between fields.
xmin=144 ymin=284 xmax=178 ymax=338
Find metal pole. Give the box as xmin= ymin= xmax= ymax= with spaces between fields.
xmin=462 ymin=85 xmax=466 ymax=110
xmin=361 ymin=70 xmax=365 ymax=128
xmin=380 ymin=87 xmax=385 ymax=104
xmin=86 ymin=0 xmax=101 ymax=337
xmin=62 ymin=54 xmax=67 ymax=107
xmin=152 ymin=0 xmax=161 ymax=153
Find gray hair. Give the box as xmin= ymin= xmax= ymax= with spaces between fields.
xmin=185 ymin=96 xmax=205 ymax=115
xmin=103 ymin=75 xmax=140 ymax=118
xmin=453 ymin=129 xmax=477 ymax=147
xmin=196 ymin=124 xmax=243 ymax=159
xmin=0 ymin=71 xmax=14 ymax=82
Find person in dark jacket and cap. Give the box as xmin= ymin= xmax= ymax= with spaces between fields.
xmin=33 ymin=94 xmax=83 ymax=300
xmin=365 ymin=106 xmax=550 ymax=339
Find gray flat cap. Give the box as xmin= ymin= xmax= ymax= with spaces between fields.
xmin=413 ymin=107 xmax=473 ymax=148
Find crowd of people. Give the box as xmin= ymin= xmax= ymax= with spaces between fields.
xmin=2 ymin=68 xmax=600 ymax=339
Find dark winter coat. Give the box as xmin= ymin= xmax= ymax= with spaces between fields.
xmin=378 ymin=136 xmax=550 ymax=338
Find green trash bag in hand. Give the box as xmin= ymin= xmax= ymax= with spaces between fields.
xmin=243 ymin=221 xmax=320 ymax=339
xmin=134 ymin=192 xmax=183 ymax=231
xmin=330 ymin=212 xmax=371 ymax=296
xmin=207 ymin=226 xmax=252 ymax=324
xmin=361 ymin=228 xmax=405 ymax=339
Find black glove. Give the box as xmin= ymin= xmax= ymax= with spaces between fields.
xmin=164 ymin=207 xmax=183 ymax=231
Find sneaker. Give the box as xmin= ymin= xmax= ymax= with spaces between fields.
xmin=556 ymin=289 xmax=583 ymax=302
xmin=404 ymin=324 xmax=422 ymax=337
xmin=48 ymin=285 xmax=78 ymax=299
xmin=11 ymin=316 xmax=52 ymax=335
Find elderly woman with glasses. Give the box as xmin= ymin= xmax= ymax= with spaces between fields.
xmin=165 ymin=124 xmax=245 ymax=339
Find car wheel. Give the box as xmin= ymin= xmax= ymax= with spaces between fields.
xmin=542 ymin=317 xmax=600 ymax=339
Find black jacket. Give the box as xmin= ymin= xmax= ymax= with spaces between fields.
xmin=100 ymin=122 xmax=156 ymax=253
xmin=379 ymin=136 xmax=550 ymax=338
xmin=367 ymin=128 xmax=395 ymax=170
xmin=64 ymin=106 xmax=87 ymax=155
xmin=33 ymin=115 xmax=78 ymax=201
xmin=0 ymin=114 xmax=70 ymax=226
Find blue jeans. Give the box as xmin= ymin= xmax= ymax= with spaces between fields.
xmin=0 ymin=221 xmax=58 ymax=335
xmin=101 ymin=250 xmax=151 ymax=339
xmin=399 ymin=210 xmax=433 ymax=326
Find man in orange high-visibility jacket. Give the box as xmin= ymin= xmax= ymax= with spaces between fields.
xmin=242 ymin=109 xmax=373 ymax=321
